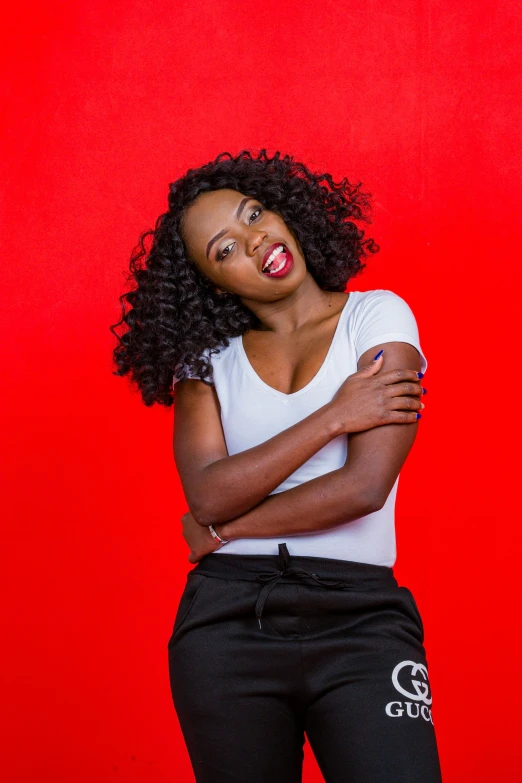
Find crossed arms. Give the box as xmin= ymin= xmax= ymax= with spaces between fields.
xmin=173 ymin=341 xmax=423 ymax=540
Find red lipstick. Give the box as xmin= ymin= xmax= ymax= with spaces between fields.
xmin=261 ymin=243 xmax=294 ymax=278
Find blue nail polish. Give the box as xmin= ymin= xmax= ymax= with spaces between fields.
xmin=422 ymin=387 xmax=427 ymax=394
xmin=416 ymin=413 xmax=422 ymax=419
xmin=417 ymin=371 xmax=424 ymax=379
xmin=373 ymin=349 xmax=384 ymax=361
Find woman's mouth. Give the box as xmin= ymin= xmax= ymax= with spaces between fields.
xmin=261 ymin=243 xmax=294 ymax=278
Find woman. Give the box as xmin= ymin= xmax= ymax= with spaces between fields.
xmin=111 ymin=150 xmax=442 ymax=782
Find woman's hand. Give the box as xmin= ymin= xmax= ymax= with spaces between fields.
xmin=328 ymin=352 xmax=426 ymax=434
xmin=181 ymin=511 xmax=224 ymax=563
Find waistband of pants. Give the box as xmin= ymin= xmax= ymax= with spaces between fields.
xmin=193 ymin=543 xmax=396 ymax=588
xmin=191 ymin=543 xmax=397 ymax=630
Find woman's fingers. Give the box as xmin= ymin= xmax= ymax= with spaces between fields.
xmin=386 ymin=408 xmax=423 ymax=423
xmin=388 ymin=395 xmax=424 ymax=411
xmin=386 ymin=380 xmax=425 ymax=398
xmin=381 ymin=368 xmax=424 ymax=385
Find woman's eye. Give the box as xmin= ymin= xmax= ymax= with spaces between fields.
xmin=218 ymin=242 xmax=234 ymax=260
xmin=217 ymin=207 xmax=263 ymax=259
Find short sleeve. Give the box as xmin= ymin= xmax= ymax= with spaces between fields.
xmin=352 ymin=290 xmax=428 ymax=373
xmin=172 ymin=348 xmax=214 ymax=387
xmin=172 ymin=367 xmax=202 ymax=387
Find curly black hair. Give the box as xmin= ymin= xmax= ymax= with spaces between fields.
xmin=110 ymin=149 xmax=379 ymax=407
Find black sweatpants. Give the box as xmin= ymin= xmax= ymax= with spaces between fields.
xmin=168 ymin=543 xmax=442 ymax=783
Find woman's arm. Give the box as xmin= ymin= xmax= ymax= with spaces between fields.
xmin=174 ymin=351 xmax=423 ymax=526
xmin=213 ymin=342 xmax=423 ymax=541
xmin=174 ymin=378 xmax=340 ymax=526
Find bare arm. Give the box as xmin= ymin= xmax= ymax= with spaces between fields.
xmin=213 ymin=342 xmax=423 ymax=541
xmin=173 ymin=378 xmax=340 ymax=526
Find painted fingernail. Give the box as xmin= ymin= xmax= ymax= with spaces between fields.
xmin=422 ymin=387 xmax=427 ymax=394
xmin=417 ymin=371 xmax=424 ymax=379
xmin=373 ymin=350 xmax=384 ymax=361
xmin=416 ymin=413 xmax=422 ymax=419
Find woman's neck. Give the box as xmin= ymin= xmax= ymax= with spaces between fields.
xmin=240 ymin=274 xmax=347 ymax=335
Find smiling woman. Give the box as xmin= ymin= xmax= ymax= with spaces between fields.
xmin=200 ymin=196 xmax=294 ymax=275
xmin=111 ymin=149 xmax=441 ymax=783
xmin=179 ymin=187 xmax=309 ymax=320
xmin=110 ymin=149 xmax=378 ymax=406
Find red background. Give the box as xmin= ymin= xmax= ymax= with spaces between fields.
xmin=2 ymin=1 xmax=520 ymax=781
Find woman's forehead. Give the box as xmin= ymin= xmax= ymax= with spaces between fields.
xmin=182 ymin=189 xmax=250 ymax=246
xmin=189 ymin=188 xmax=246 ymax=218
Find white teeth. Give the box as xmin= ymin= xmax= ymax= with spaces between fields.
xmin=262 ymin=245 xmax=284 ymax=271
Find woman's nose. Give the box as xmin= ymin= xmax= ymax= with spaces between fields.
xmin=246 ymin=228 xmax=267 ymax=255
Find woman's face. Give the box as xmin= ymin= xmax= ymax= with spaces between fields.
xmin=180 ymin=188 xmax=308 ymax=303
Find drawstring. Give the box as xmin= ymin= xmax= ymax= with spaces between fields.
xmin=254 ymin=543 xmax=352 ymax=630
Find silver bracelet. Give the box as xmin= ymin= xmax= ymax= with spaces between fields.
xmin=208 ymin=524 xmax=229 ymax=544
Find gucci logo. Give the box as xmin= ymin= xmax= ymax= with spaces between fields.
xmin=391 ymin=660 xmax=432 ymax=705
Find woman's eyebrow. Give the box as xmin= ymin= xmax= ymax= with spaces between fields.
xmin=206 ymin=197 xmax=253 ymax=258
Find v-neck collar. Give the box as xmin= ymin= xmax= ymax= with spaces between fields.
xmin=237 ymin=292 xmax=357 ymax=400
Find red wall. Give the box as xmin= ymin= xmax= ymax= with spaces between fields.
xmin=2 ymin=1 xmax=520 ymax=780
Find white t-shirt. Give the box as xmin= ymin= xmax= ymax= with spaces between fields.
xmin=174 ymin=289 xmax=428 ymax=566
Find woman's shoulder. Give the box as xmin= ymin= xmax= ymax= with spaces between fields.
xmin=209 ymin=334 xmax=242 ymax=365
xmin=349 ymin=287 xmax=408 ymax=306
xmin=172 ymin=337 xmax=240 ymax=386
xmin=347 ymin=288 xmax=427 ymax=370
xmin=348 ymin=288 xmax=418 ymax=322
